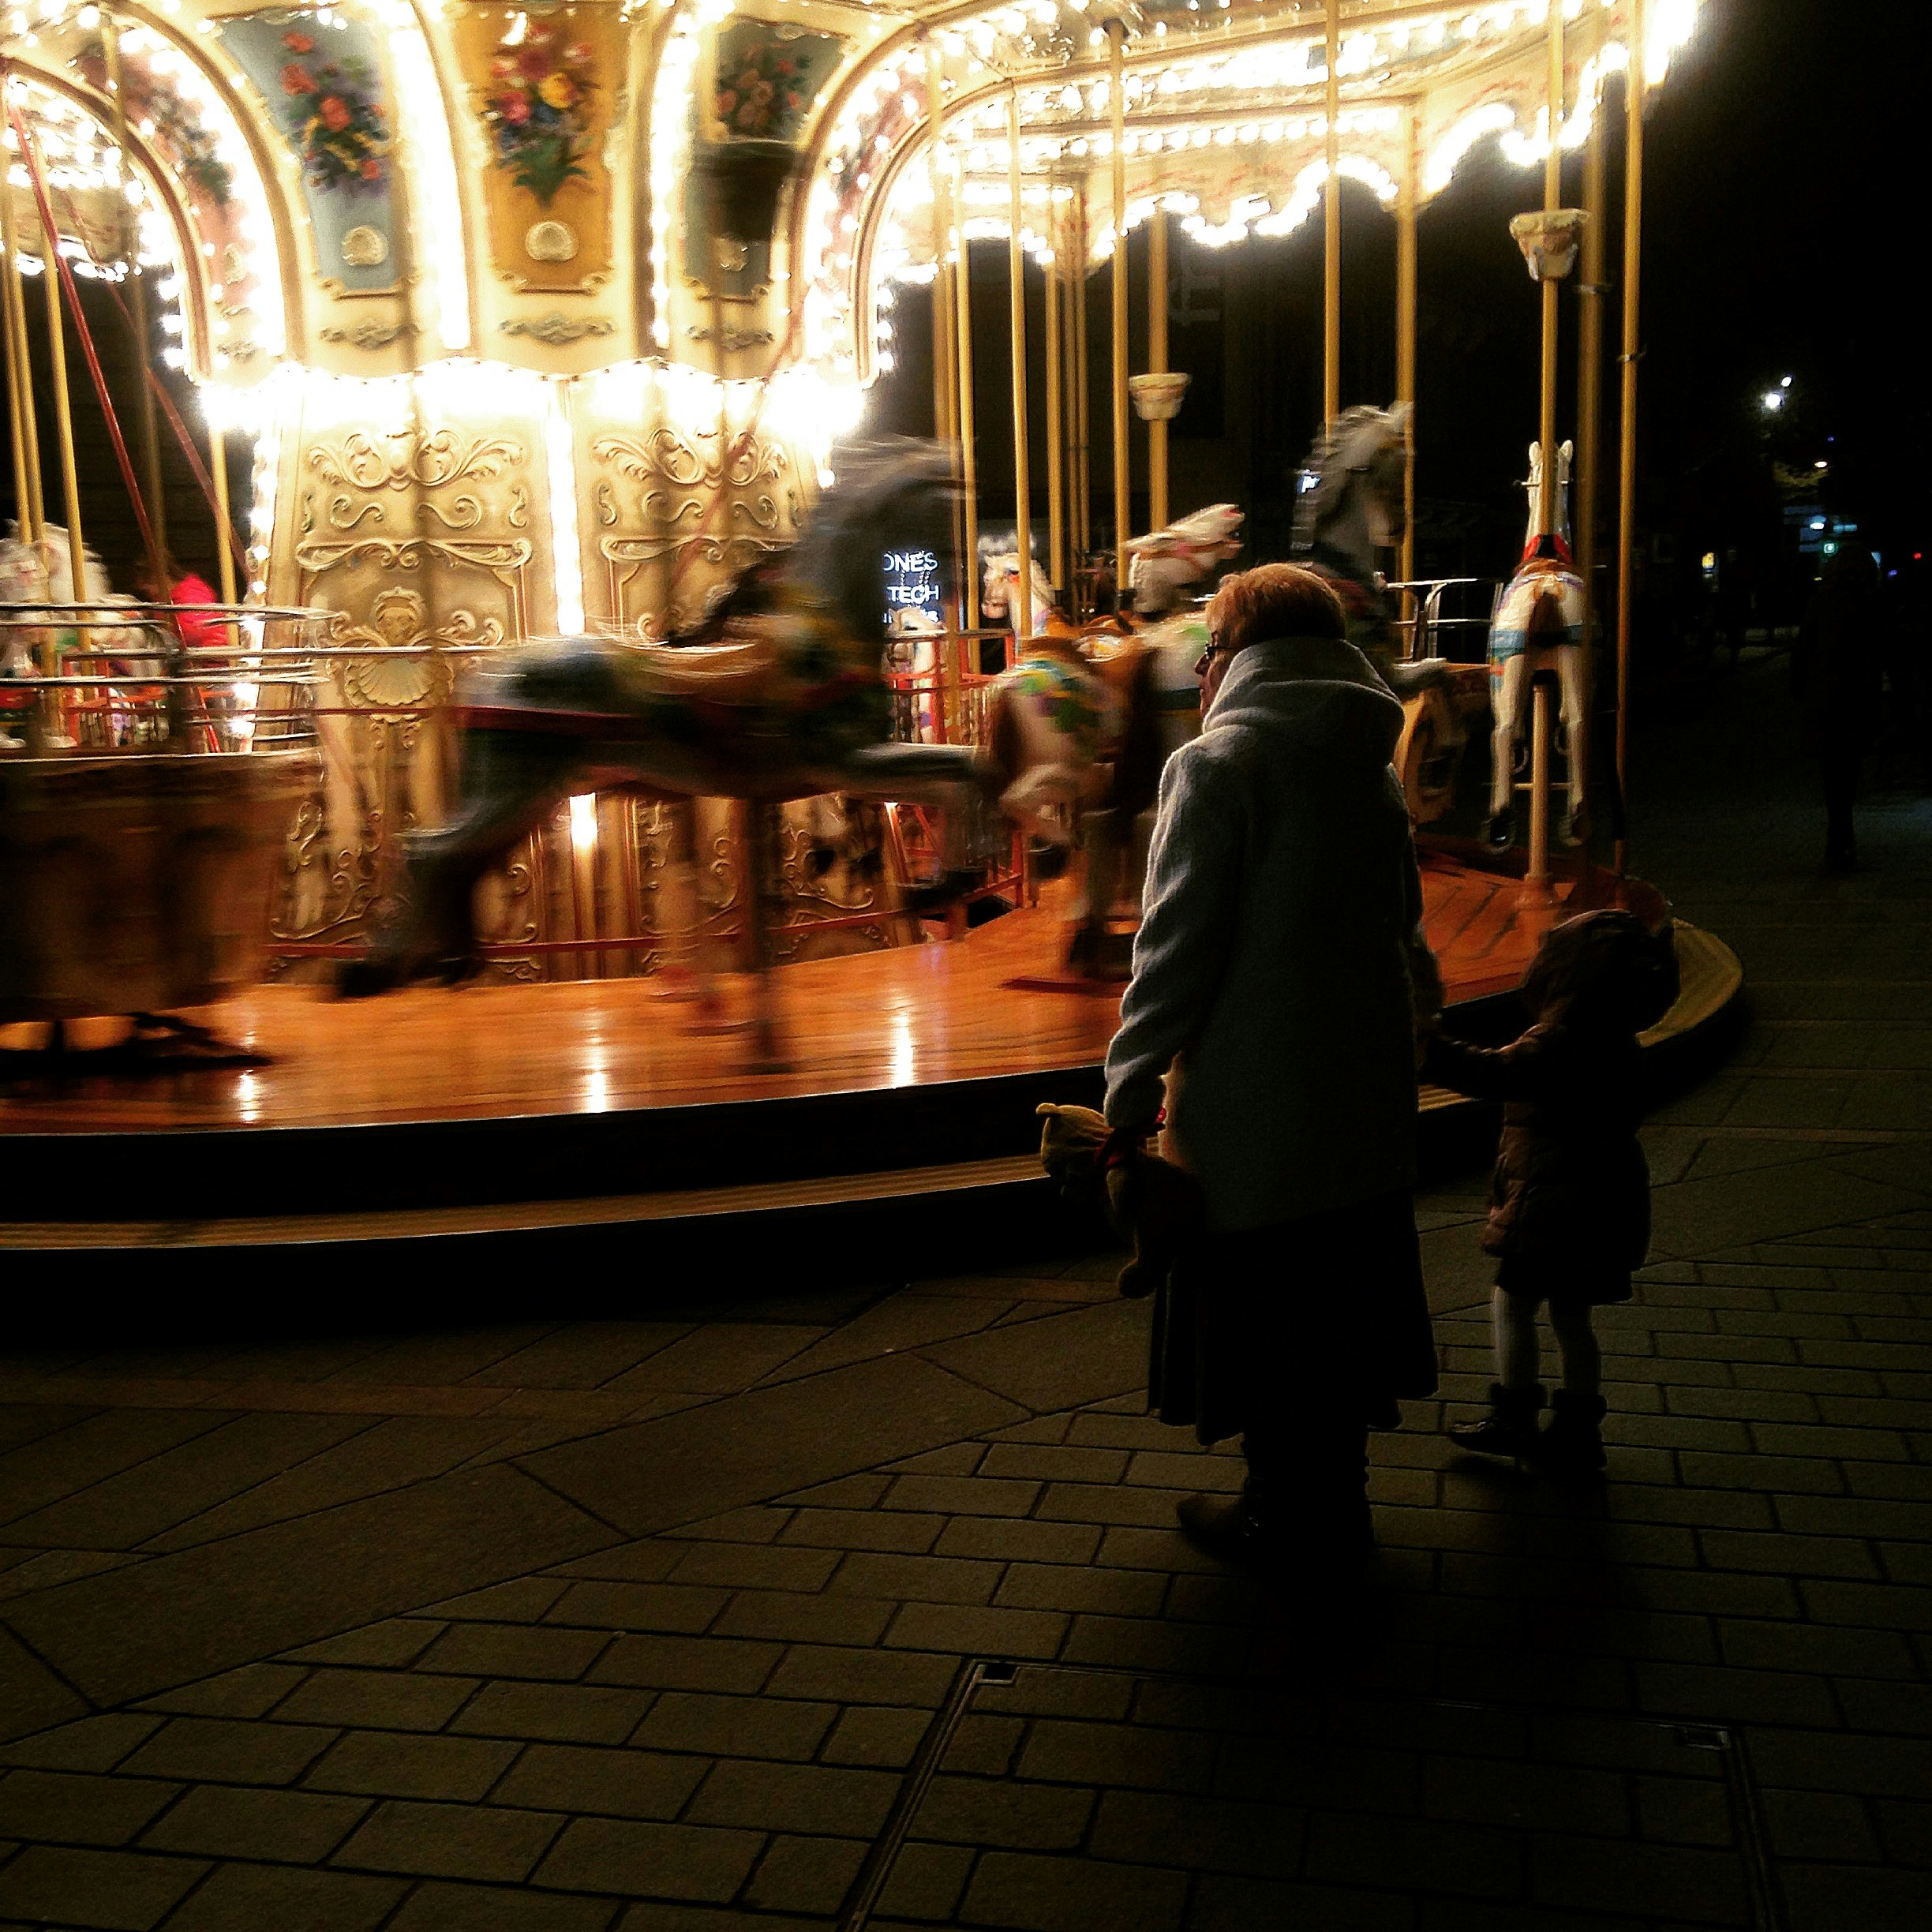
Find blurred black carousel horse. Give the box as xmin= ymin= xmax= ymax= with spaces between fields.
xmin=1291 ymin=404 xmax=1486 ymax=824
xmin=341 ymin=442 xmax=991 ymax=1005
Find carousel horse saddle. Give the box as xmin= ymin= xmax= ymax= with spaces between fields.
xmin=463 ymin=611 xmax=886 ymax=741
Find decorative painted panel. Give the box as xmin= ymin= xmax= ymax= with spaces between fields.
xmin=214 ymin=7 xmax=401 ymax=296
xmin=450 ymin=0 xmax=626 ymax=295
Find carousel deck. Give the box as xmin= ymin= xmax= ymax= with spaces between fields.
xmin=0 ymin=848 xmax=1739 ymax=1270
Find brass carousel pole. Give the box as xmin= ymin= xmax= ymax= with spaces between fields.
xmin=0 ymin=95 xmax=46 ymax=541
xmin=1006 ymin=89 xmax=1033 ymax=644
xmin=1106 ymin=16 xmax=1129 ymax=601
xmin=1044 ymin=209 xmax=1065 ymax=598
xmin=1575 ymin=5 xmax=1607 ymax=620
xmin=1396 ymin=105 xmax=1419 ymax=596
xmin=101 ymin=13 xmax=166 ymax=570
xmin=1323 ymin=3 xmax=1341 ymax=427
xmin=24 ymin=124 xmax=88 ymax=600
xmin=924 ymin=42 xmax=967 ymax=653
xmin=1146 ymin=205 xmax=1168 ymax=532
xmin=208 ymin=429 xmax=237 ymax=606
xmin=0 ymin=159 xmax=37 ymax=539
xmin=1526 ymin=0 xmax=1565 ymax=893
xmin=1615 ymin=0 xmax=1646 ymax=879
xmin=953 ymin=157 xmax=979 ymax=665
xmin=1072 ymin=182 xmax=1091 ymax=594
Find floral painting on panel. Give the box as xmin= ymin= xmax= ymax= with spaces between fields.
xmin=452 ymin=1 xmax=624 ymax=295
xmin=214 ymin=9 xmax=400 ymax=294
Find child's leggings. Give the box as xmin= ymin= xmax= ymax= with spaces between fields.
xmin=1495 ymin=1289 xmax=1601 ymax=1398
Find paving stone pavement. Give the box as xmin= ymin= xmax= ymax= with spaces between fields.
xmin=1 ymin=654 xmax=1928 ymax=1929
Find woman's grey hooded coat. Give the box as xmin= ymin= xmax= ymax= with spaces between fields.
xmin=1104 ymin=634 xmax=1441 ymax=1234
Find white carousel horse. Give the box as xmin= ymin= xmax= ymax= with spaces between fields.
xmin=1123 ymin=501 xmax=1241 ymax=762
xmin=1487 ymin=440 xmax=1589 ymax=849
xmin=884 ymin=604 xmax=943 ymax=743
xmin=978 ymin=536 xmax=1058 ymax=634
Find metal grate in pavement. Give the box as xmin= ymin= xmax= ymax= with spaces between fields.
xmin=843 ymin=1661 xmax=1785 ymax=1932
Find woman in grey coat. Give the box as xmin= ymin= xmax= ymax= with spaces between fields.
xmin=1104 ymin=563 xmax=1441 ymax=1572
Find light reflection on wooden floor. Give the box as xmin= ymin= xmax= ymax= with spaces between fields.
xmin=0 ymin=854 xmax=1647 ymax=1136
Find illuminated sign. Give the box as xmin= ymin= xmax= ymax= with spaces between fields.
xmin=883 ymin=549 xmax=943 ymax=624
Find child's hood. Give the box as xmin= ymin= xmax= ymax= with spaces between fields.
xmin=1522 ymin=909 xmax=1679 ymax=1034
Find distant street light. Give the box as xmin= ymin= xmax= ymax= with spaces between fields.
xmin=1762 ymin=389 xmax=1785 ymax=412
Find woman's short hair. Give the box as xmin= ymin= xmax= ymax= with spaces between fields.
xmin=1205 ymin=563 xmax=1346 ymax=651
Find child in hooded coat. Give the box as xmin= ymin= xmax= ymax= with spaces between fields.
xmin=1424 ymin=909 xmax=1679 ymax=1471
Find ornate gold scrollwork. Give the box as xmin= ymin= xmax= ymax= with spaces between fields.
xmin=417 ymin=495 xmax=486 ymax=533
xmin=309 ymin=427 xmax=526 ymax=495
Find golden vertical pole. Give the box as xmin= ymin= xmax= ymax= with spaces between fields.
xmin=1147 ymin=205 xmax=1168 ymax=532
xmin=0 ymin=109 xmax=46 ymax=541
xmin=1537 ymin=0 xmax=1563 ymax=544
xmin=1324 ymin=5 xmax=1341 ymax=428
xmin=924 ymin=43 xmax=956 ymax=448
xmin=1107 ymin=18 xmax=1129 ymax=598
xmin=0 ymin=175 xmax=35 ymax=539
xmin=925 ymin=42 xmax=966 ymax=643
xmin=32 ymin=166 xmax=88 ymax=597
xmin=102 ymin=13 xmax=167 ymax=567
xmin=1006 ymin=89 xmax=1033 ymax=643
xmin=1576 ymin=6 xmax=1607 ymax=615
xmin=210 ymin=420 xmax=238 ymax=605
xmin=1044 ymin=234 xmax=1065 ymax=596
xmin=1396 ymin=107 xmax=1419 ymax=592
xmin=1073 ymin=184 xmax=1091 ymax=571
xmin=954 ymin=196 xmax=979 ymax=642
xmin=1616 ymin=0 xmax=1646 ymax=878
xmin=1526 ymin=0 xmax=1565 ymax=893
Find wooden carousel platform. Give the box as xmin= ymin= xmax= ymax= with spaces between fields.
xmin=0 ymin=848 xmax=1741 ymax=1282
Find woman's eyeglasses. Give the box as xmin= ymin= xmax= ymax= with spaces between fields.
xmin=1193 ymin=631 xmax=1235 ymax=680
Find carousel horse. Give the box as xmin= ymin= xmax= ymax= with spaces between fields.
xmin=1123 ymin=501 xmax=1241 ymax=761
xmin=979 ymin=537 xmax=1062 ymax=637
xmin=978 ymin=505 xmax=1241 ymax=973
xmin=1487 ymin=440 xmax=1589 ymax=849
xmin=1291 ymin=404 xmax=1482 ymax=822
xmin=341 ymin=442 xmax=997 ymax=998
xmin=1 ymin=530 xmax=158 ymax=750
xmin=884 ymin=605 xmax=943 ymax=743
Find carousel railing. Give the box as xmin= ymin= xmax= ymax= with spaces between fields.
xmin=2 ymin=606 xmax=1028 ymax=993
xmin=884 ymin=624 xmax=1035 ymax=917
xmin=1387 ymin=578 xmax=1499 ymax=665
xmin=0 ymin=602 xmax=332 ymax=1024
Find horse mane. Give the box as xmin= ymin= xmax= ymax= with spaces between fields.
xmin=1292 ymin=404 xmax=1409 ymax=554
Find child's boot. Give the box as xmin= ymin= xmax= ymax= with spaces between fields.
xmin=1447 ymin=1383 xmax=1544 ymax=1459
xmin=1537 ymin=1389 xmax=1608 ymax=1473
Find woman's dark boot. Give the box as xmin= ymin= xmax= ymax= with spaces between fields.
xmin=1447 ymin=1382 xmax=1545 ymax=1459
xmin=1537 ymin=1389 xmax=1608 ymax=1473
xmin=1178 ymin=1488 xmax=1278 ymax=1571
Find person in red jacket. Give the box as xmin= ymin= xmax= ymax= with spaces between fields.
xmin=1424 ymin=910 xmax=1679 ymax=1473
xmin=132 ymin=555 xmax=223 ymax=653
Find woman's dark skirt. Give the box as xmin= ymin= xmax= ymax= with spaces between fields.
xmin=1151 ymin=1187 xmax=1439 ymax=1447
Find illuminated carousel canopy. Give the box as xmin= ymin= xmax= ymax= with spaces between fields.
xmin=808 ymin=0 xmax=1699 ymax=380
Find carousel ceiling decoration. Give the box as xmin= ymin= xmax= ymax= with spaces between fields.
xmin=793 ymin=0 xmax=1699 ymax=380
xmin=2 ymin=0 xmax=1704 ymax=434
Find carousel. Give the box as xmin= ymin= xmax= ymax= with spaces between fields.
xmin=0 ymin=0 xmax=1739 ymax=1271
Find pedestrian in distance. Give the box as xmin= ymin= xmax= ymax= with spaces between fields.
xmin=1792 ymin=545 xmax=1884 ymax=872
xmin=1103 ymin=562 xmax=1443 ymax=1578
xmin=1425 ymin=910 xmax=1679 ymax=1473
